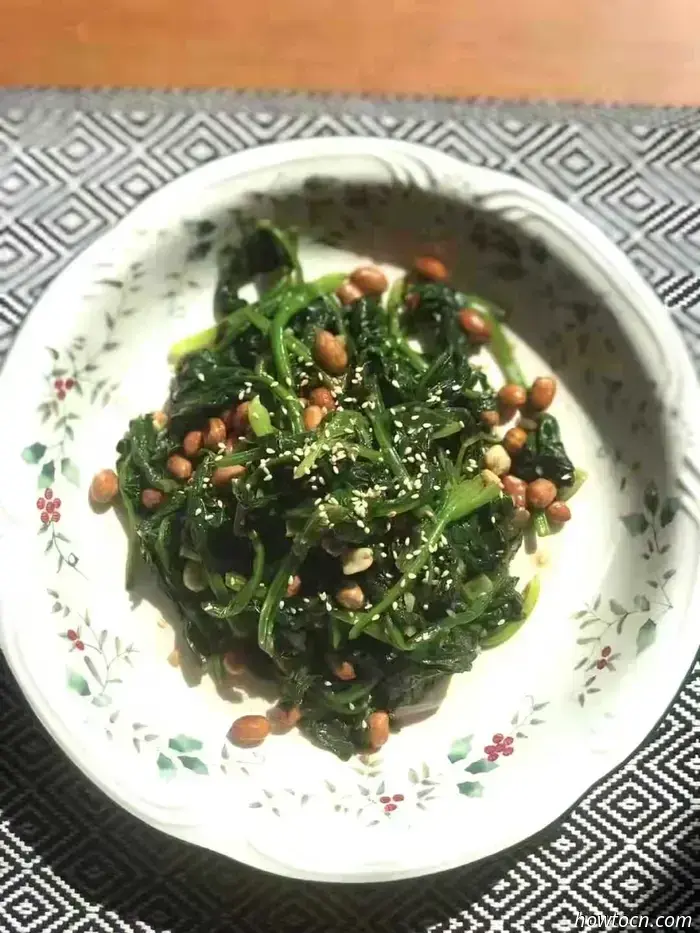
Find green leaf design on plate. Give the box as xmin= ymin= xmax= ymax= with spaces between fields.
xmin=91 ymin=695 xmax=112 ymax=707
xmin=643 ymin=481 xmax=659 ymax=516
xmin=457 ymin=780 xmax=484 ymax=798
xmin=195 ymin=220 xmax=217 ymax=237
xmin=609 ymin=599 xmax=627 ymax=616
xmin=38 ymin=460 xmax=55 ymax=489
xmin=636 ymin=618 xmax=656 ymax=655
xmin=67 ymin=670 xmax=90 ymax=696
xmin=464 ymin=759 xmax=499 ymax=775
xmin=621 ymin=513 xmax=649 ymax=536
xmin=61 ymin=457 xmax=80 ymax=486
xmin=168 ymin=734 xmax=203 ymax=754
xmin=634 ymin=594 xmax=651 ymax=611
xmin=187 ymin=241 xmax=212 ymax=262
xmin=660 ymin=497 xmax=680 ymax=528
xmin=447 ymin=735 xmax=473 ymax=764
xmin=179 ymin=756 xmax=208 ymax=775
xmin=157 ymin=754 xmax=177 ymax=780
xmin=22 ymin=442 xmax=47 ymax=464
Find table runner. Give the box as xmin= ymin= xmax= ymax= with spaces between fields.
xmin=0 ymin=90 xmax=698 ymax=933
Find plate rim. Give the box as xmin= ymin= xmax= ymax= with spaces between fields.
xmin=1 ymin=136 xmax=699 ymax=882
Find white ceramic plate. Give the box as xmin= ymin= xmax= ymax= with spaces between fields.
xmin=1 ymin=139 xmax=699 ymax=883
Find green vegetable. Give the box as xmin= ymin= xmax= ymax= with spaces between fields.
xmin=512 ymin=413 xmax=576 ymax=488
xmin=557 ymin=467 xmax=588 ymax=501
xmin=115 ymin=222 xmax=579 ymax=758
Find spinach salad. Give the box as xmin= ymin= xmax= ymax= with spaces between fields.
xmin=91 ymin=223 xmax=584 ymax=759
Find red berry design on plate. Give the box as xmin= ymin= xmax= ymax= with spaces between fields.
xmin=384 ymin=803 xmax=397 ymax=813
xmin=601 ymin=645 xmax=612 ymax=657
xmin=46 ymin=500 xmax=55 ymax=514
xmin=379 ymin=796 xmax=390 ymax=804
xmin=67 ymin=630 xmax=78 ymax=641
xmin=44 ymin=489 xmax=53 ymax=500
xmin=484 ymin=732 xmax=516 ymax=761
xmin=54 ymin=379 xmax=64 ymax=391
xmin=51 ymin=512 xmax=61 ymax=522
xmin=392 ymin=794 xmax=404 ymax=802
xmin=36 ymin=497 xmax=45 ymax=510
xmin=65 ymin=378 xmax=75 ymax=390
xmin=40 ymin=511 xmax=49 ymax=524
xmin=74 ymin=640 xmax=85 ymax=651
xmin=53 ymin=497 xmax=62 ymax=509
xmin=596 ymin=659 xmax=607 ymax=670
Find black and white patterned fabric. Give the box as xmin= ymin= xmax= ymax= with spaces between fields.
xmin=0 ymin=90 xmax=698 ymax=933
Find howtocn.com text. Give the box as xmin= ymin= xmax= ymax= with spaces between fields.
xmin=574 ymin=913 xmax=693 ymax=929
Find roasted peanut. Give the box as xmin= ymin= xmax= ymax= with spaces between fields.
xmin=350 ymin=265 xmax=388 ymax=296
xmin=367 ymin=711 xmax=390 ymax=750
xmin=502 ymin=474 xmax=527 ymax=508
xmin=458 ymin=308 xmax=491 ymax=343
xmin=314 ymin=330 xmax=348 ymax=375
xmin=152 ymin=410 xmax=168 ymax=431
xmin=308 ymin=386 xmax=336 ymax=411
xmin=286 ymin=575 xmax=302 ymax=597
xmin=336 ymin=583 xmax=365 ymax=610
xmin=89 ymin=469 xmax=119 ymax=505
xmin=336 ymin=281 xmax=364 ymax=305
xmin=483 ymin=444 xmax=512 ymax=476
xmin=480 ymin=410 xmax=500 ymax=428
xmin=141 ymin=488 xmax=164 ymax=510
xmin=333 ymin=661 xmax=356 ymax=681
xmin=212 ymin=464 xmax=245 ymax=486
xmin=498 ymin=406 xmax=517 ymax=426
xmin=183 ymin=430 xmax=203 ymax=457
xmin=341 ymin=547 xmax=374 ymax=576
xmin=228 ymin=715 xmax=270 ymax=748
xmin=413 ymin=255 xmax=449 ymax=282
xmin=529 ymin=376 xmax=557 ymax=412
xmin=226 ymin=401 xmax=250 ymax=436
xmin=267 ymin=704 xmax=302 ymax=733
xmin=303 ymin=405 xmax=324 ymax=431
xmin=167 ymin=454 xmax=193 ymax=480
xmin=498 ymin=384 xmax=527 ymax=409
xmin=503 ymin=426 xmax=528 ymax=455
xmin=526 ymin=478 xmax=558 ymax=510
xmin=203 ymin=417 xmax=227 ymax=449
xmin=546 ymin=500 xmax=572 ymax=523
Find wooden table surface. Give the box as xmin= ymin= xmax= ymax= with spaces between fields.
xmin=2 ymin=0 xmax=699 ymax=106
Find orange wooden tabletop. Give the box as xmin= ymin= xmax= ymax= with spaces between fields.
xmin=2 ymin=0 xmax=699 ymax=106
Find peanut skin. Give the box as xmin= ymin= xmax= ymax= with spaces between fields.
xmin=314 ymin=330 xmax=348 ymax=375
xmin=367 ymin=711 xmax=390 ymax=750
xmin=413 ymin=256 xmax=449 ymax=282
xmin=228 ymin=715 xmax=270 ymax=748
xmin=529 ymin=376 xmax=557 ymax=411
xmin=89 ymin=469 xmax=119 ymax=505
xmin=308 ymin=387 xmax=336 ymax=411
xmin=349 ymin=265 xmax=388 ymax=296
